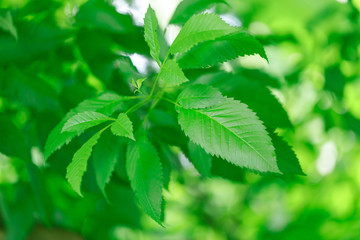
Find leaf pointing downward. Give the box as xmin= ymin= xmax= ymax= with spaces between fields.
xmin=144 ymin=5 xmax=161 ymax=65
xmin=93 ymin=133 xmax=121 ymax=201
xmin=188 ymin=141 xmax=212 ymax=177
xmin=126 ymin=134 xmax=164 ymax=224
xmin=111 ymin=113 xmax=135 ymax=140
xmin=159 ymin=59 xmax=188 ymax=86
xmin=178 ymin=98 xmax=279 ymax=173
xmin=66 ymin=130 xmax=103 ymax=196
xmin=270 ymin=132 xmax=305 ymax=175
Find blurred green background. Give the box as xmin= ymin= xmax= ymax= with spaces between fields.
xmin=0 ymin=0 xmax=360 ymax=239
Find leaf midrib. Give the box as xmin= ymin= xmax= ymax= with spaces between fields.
xmin=189 ymin=107 xmax=274 ymax=169
xmin=171 ymin=29 xmax=237 ymax=53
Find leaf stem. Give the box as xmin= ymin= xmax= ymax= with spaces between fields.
xmin=161 ymin=97 xmax=181 ymax=107
xmin=125 ymin=97 xmax=152 ymax=115
xmin=141 ymin=91 xmax=164 ymax=128
xmin=149 ymin=51 xmax=170 ymax=97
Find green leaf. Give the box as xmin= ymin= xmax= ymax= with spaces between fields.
xmin=144 ymin=5 xmax=161 ymax=66
xmin=169 ymin=13 xmax=237 ymax=54
xmin=177 ymin=32 xmax=268 ymax=69
xmin=111 ymin=113 xmax=135 ymax=140
xmin=132 ymin=78 xmax=146 ymax=93
xmin=211 ymin=156 xmax=244 ymax=182
xmin=195 ymin=72 xmax=293 ymax=129
xmin=188 ymin=141 xmax=212 ymax=177
xmin=44 ymin=93 xmax=128 ymax=160
xmin=93 ymin=132 xmax=121 ymax=201
xmin=126 ymin=134 xmax=164 ymax=224
xmin=62 ymin=111 xmax=112 ymax=133
xmin=177 ymin=84 xmax=224 ymax=109
xmin=66 ymin=130 xmax=103 ymax=196
xmin=75 ymin=0 xmax=135 ymax=33
xmin=177 ymin=98 xmax=279 ymax=173
xmin=170 ymin=0 xmax=228 ymax=25
xmin=271 ymin=132 xmax=305 ymax=175
xmin=0 ymin=11 xmax=18 ymax=40
xmin=44 ymin=111 xmax=79 ymax=161
xmin=76 ymin=92 xmax=126 ymax=115
xmin=159 ymin=59 xmax=188 ymax=86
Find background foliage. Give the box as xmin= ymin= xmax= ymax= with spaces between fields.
xmin=1 ymin=0 xmax=360 ymax=239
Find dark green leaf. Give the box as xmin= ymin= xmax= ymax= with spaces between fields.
xmin=271 ymin=132 xmax=305 ymax=175
xmin=93 ymin=132 xmax=121 ymax=200
xmin=188 ymin=141 xmax=212 ymax=177
xmin=170 ymin=0 xmax=228 ymax=25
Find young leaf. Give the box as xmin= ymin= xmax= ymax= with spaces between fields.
xmin=144 ymin=5 xmax=161 ymax=66
xmin=45 ymin=93 xmax=128 ymax=160
xmin=0 ymin=11 xmax=18 ymax=40
xmin=177 ymin=84 xmax=224 ymax=109
xmin=170 ymin=0 xmax=228 ymax=25
xmin=177 ymin=32 xmax=268 ymax=69
xmin=66 ymin=130 xmax=103 ymax=196
xmin=62 ymin=111 xmax=112 ymax=133
xmin=111 ymin=113 xmax=135 ymax=140
xmin=188 ymin=141 xmax=212 ymax=177
xmin=126 ymin=134 xmax=164 ymax=224
xmin=93 ymin=133 xmax=121 ymax=200
xmin=271 ymin=132 xmax=305 ymax=175
xmin=169 ymin=13 xmax=237 ymax=54
xmin=159 ymin=59 xmax=188 ymax=86
xmin=132 ymin=78 xmax=146 ymax=93
xmin=177 ymin=98 xmax=279 ymax=173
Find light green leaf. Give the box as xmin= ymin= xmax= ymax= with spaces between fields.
xmin=271 ymin=132 xmax=305 ymax=175
xmin=169 ymin=13 xmax=237 ymax=54
xmin=45 ymin=93 xmax=129 ymax=160
xmin=144 ymin=5 xmax=161 ymax=65
xmin=159 ymin=59 xmax=188 ymax=86
xmin=111 ymin=113 xmax=135 ymax=140
xmin=177 ymin=84 xmax=224 ymax=109
xmin=177 ymin=32 xmax=268 ymax=69
xmin=0 ymin=11 xmax=18 ymax=40
xmin=170 ymin=0 xmax=228 ymax=25
xmin=177 ymin=98 xmax=279 ymax=173
xmin=93 ymin=133 xmax=121 ymax=201
xmin=62 ymin=111 xmax=112 ymax=133
xmin=132 ymin=78 xmax=146 ymax=93
xmin=126 ymin=134 xmax=163 ymax=224
xmin=188 ymin=141 xmax=212 ymax=177
xmin=66 ymin=130 xmax=103 ymax=196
